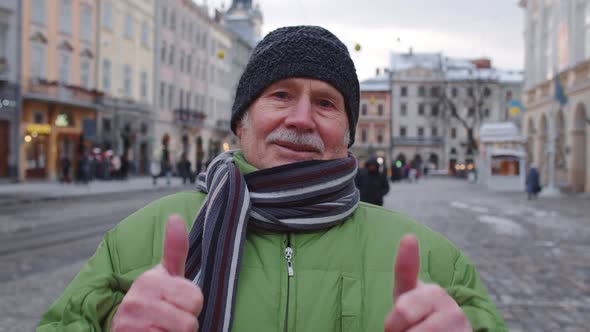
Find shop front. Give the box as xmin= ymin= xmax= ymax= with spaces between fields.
xmin=20 ymin=100 xmax=96 ymax=181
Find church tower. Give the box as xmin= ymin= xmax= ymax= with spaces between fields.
xmin=223 ymin=0 xmax=263 ymax=47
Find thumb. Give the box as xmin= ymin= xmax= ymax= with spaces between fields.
xmin=161 ymin=214 xmax=189 ymax=277
xmin=393 ymin=234 xmax=420 ymax=300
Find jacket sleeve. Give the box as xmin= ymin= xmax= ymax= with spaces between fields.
xmin=36 ymin=229 xmax=137 ymax=332
xmin=446 ymin=252 xmax=508 ymax=332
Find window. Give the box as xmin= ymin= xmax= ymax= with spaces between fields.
xmin=451 ymin=87 xmax=458 ymax=98
xmin=377 ymin=104 xmax=384 ymax=116
xmin=102 ymin=59 xmax=111 ymax=91
xmin=162 ymin=6 xmax=167 ymax=27
xmin=32 ymin=0 xmax=46 ymax=24
xmin=484 ymin=109 xmax=490 ymax=117
xmin=431 ymin=127 xmax=438 ymax=137
xmin=468 ymin=108 xmax=475 ymax=117
xmin=102 ymin=118 xmax=111 ymax=133
xmin=483 ymin=87 xmax=491 ymax=98
xmin=179 ymin=89 xmax=184 ymax=108
xmin=431 ymin=105 xmax=439 ymax=117
xmin=31 ymin=42 xmax=46 ymax=79
xmin=33 ymin=112 xmax=44 ymax=124
xmin=168 ymin=84 xmax=174 ymax=109
xmin=102 ymin=1 xmax=112 ymax=29
xmin=169 ymin=45 xmax=174 ymax=66
xmin=418 ymin=86 xmax=425 ymax=97
xmin=400 ymin=86 xmax=407 ymax=96
xmin=400 ymin=103 xmax=407 ymax=116
xmin=361 ymin=128 xmax=367 ymax=143
xmin=418 ymin=104 xmax=425 ymax=115
xmin=361 ymin=103 xmax=367 ymax=115
xmin=160 ymin=82 xmax=165 ymax=107
xmin=450 ymin=128 xmax=457 ymax=139
xmin=0 ymin=24 xmax=6 ymax=59
xmin=123 ymin=65 xmax=132 ymax=97
xmin=80 ymin=4 xmax=92 ymax=41
xmin=161 ymin=41 xmax=166 ymax=63
xmin=186 ymin=92 xmax=191 ymax=109
xmin=179 ymin=50 xmax=184 ymax=72
xmin=170 ymin=10 xmax=176 ymax=30
xmin=141 ymin=21 xmax=149 ymax=48
xmin=377 ymin=129 xmax=384 ymax=143
xmin=58 ymin=52 xmax=71 ymax=83
xmin=467 ymin=87 xmax=473 ymax=97
xmin=125 ymin=14 xmax=134 ymax=39
xmin=186 ymin=54 xmax=191 ymax=74
xmin=400 ymin=126 xmax=407 ymax=137
xmin=417 ymin=127 xmax=424 ymax=137
xmin=140 ymin=71 xmax=148 ymax=99
xmin=60 ymin=0 xmax=72 ymax=34
xmin=80 ymin=58 xmax=91 ymax=88
xmin=430 ymin=87 xmax=440 ymax=98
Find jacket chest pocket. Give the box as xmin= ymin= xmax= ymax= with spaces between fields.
xmin=341 ymin=275 xmax=361 ymax=332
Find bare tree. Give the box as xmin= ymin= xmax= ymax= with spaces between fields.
xmin=436 ymin=75 xmax=494 ymax=155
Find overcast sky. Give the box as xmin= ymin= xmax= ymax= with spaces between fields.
xmin=209 ymin=0 xmax=525 ymax=80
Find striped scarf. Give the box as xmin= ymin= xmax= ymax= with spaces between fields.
xmin=185 ymin=150 xmax=360 ymax=332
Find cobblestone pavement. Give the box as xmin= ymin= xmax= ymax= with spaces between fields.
xmin=0 ymin=178 xmax=588 ymax=331
xmin=383 ymin=177 xmax=590 ymax=332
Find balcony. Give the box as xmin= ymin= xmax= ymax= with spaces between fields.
xmin=393 ymin=136 xmax=444 ymax=147
xmin=25 ymin=78 xmax=103 ymax=108
xmin=173 ymin=108 xmax=206 ymax=129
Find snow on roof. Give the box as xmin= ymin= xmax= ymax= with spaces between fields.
xmin=389 ymin=52 xmax=523 ymax=84
xmin=360 ymin=75 xmax=390 ymax=91
xmin=390 ymin=52 xmax=442 ymax=71
xmin=479 ymin=122 xmax=524 ymax=143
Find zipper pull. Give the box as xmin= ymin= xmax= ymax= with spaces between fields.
xmin=285 ymin=246 xmax=294 ymax=277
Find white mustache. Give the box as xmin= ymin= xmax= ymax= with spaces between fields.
xmin=266 ymin=128 xmax=325 ymax=152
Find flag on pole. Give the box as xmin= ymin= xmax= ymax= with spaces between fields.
xmin=507 ymin=100 xmax=525 ymax=118
xmin=553 ymin=71 xmax=568 ymax=106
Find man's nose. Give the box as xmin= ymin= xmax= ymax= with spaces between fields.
xmin=283 ymin=96 xmax=316 ymax=131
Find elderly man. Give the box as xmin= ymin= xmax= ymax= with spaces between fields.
xmin=38 ymin=26 xmax=505 ymax=332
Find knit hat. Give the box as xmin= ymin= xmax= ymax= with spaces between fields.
xmin=230 ymin=25 xmax=360 ymax=147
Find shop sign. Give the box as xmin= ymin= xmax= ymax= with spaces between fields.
xmin=26 ymin=123 xmax=52 ymax=135
xmin=55 ymin=113 xmax=71 ymax=127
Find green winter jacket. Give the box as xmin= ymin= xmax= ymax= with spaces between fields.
xmin=38 ymin=154 xmax=506 ymax=332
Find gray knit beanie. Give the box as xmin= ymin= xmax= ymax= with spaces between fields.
xmin=230 ymin=25 xmax=360 ymax=147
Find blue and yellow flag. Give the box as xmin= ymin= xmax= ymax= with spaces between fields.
xmin=507 ymin=100 xmax=525 ymax=118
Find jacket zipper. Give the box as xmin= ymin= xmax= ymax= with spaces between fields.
xmin=284 ymin=234 xmax=294 ymax=332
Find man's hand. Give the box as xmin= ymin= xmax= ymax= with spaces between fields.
xmin=111 ymin=215 xmax=203 ymax=332
xmin=384 ymin=235 xmax=471 ymax=332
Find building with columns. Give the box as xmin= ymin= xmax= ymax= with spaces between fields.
xmin=520 ymin=0 xmax=590 ymax=192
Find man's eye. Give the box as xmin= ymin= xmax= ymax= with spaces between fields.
xmin=318 ymin=100 xmax=335 ymax=109
xmin=272 ymin=91 xmax=289 ymax=99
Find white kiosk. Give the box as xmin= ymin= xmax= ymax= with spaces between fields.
xmin=478 ymin=122 xmax=526 ymax=191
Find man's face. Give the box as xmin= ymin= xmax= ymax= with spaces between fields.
xmin=237 ymin=78 xmax=350 ymax=169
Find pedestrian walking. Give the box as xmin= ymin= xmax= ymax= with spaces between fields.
xmin=40 ymin=26 xmax=505 ymax=332
xmin=150 ymin=158 xmax=161 ymax=186
xmin=526 ymin=163 xmax=541 ymax=200
xmin=355 ymin=157 xmax=390 ymax=206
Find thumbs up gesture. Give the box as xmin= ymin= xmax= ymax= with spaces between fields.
xmin=384 ymin=235 xmax=471 ymax=332
xmin=111 ymin=215 xmax=203 ymax=332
